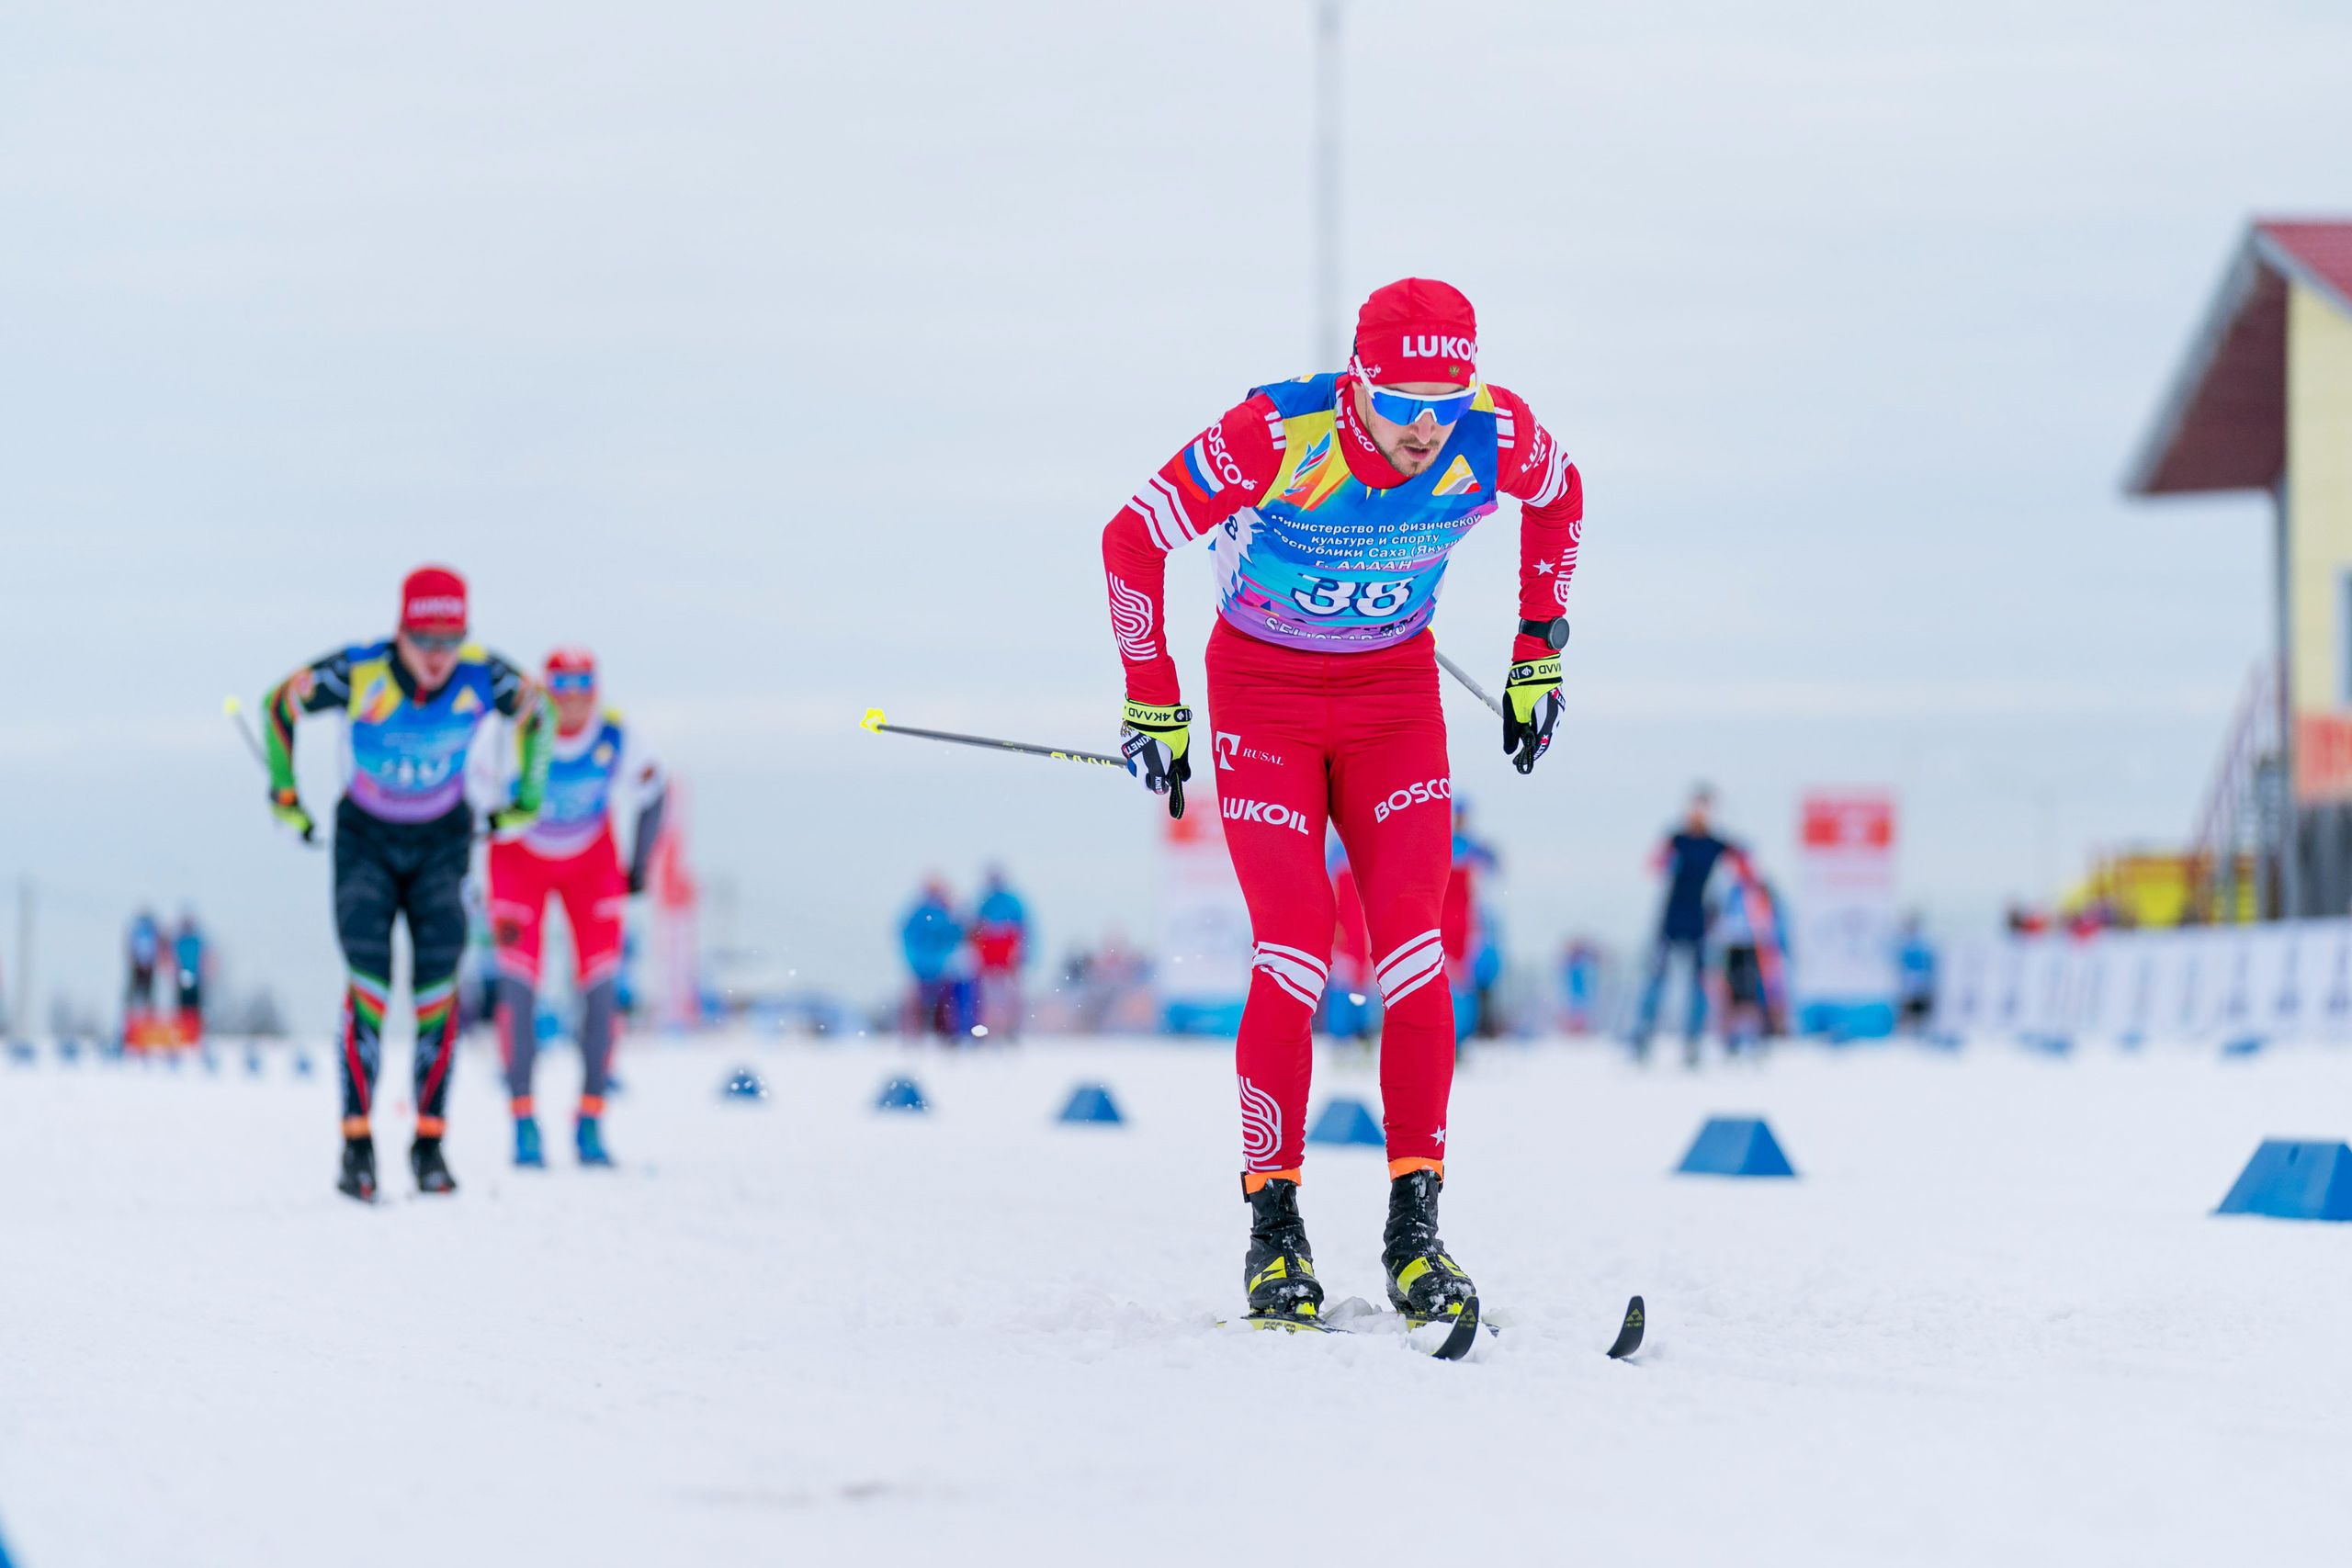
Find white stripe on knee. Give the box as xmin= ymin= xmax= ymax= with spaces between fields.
xmin=1252 ymin=941 xmax=1329 ymax=1008
xmin=1374 ymin=930 xmax=1446 ymax=1006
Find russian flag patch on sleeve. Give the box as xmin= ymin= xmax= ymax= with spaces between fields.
xmin=1182 ymin=438 xmax=1225 ymax=500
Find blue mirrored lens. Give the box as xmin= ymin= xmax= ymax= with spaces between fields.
xmin=548 ymin=672 xmax=594 ymax=693
xmin=1368 ymin=387 xmax=1475 ymax=425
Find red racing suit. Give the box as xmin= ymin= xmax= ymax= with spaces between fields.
xmin=1102 ymin=371 xmax=1583 ymax=1179
xmin=489 ymin=710 xmax=659 ymax=991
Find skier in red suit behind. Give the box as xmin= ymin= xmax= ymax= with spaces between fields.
xmin=488 ymin=648 xmax=666 ymax=1169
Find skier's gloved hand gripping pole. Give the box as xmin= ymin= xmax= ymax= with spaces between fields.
xmin=1432 ymin=617 xmax=1570 ymax=775
xmin=1500 ymin=616 xmax=1569 ymax=774
xmin=1117 ymin=700 xmax=1190 ymax=819
xmin=860 ymin=709 xmax=1187 ymax=819
xmin=224 ymin=694 xmax=320 ymax=845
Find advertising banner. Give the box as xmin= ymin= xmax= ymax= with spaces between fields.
xmin=1159 ymin=788 xmax=1253 ymax=1034
xmin=2296 ymin=713 xmax=2352 ymax=802
xmin=1934 ymin=919 xmax=2352 ymax=1043
xmin=1792 ymin=789 xmax=1898 ymax=1038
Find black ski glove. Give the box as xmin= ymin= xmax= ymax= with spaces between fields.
xmin=1502 ymin=654 xmax=1564 ymax=774
xmin=1119 ymin=700 xmax=1191 ymax=818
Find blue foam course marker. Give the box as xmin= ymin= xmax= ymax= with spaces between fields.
xmin=293 ymin=1052 xmax=313 ymax=1077
xmin=720 ymin=1066 xmax=767 ymax=1100
xmin=876 ymin=1076 xmax=928 ymax=1112
xmin=2215 ymin=1139 xmax=2352 ymax=1221
xmin=2220 ymin=1035 xmax=2265 ymax=1058
xmin=1058 ymin=1083 xmax=1124 ymax=1124
xmin=1306 ymin=1097 xmax=1384 ymax=1146
xmin=1677 ymin=1116 xmax=1797 ymax=1178
xmin=6 ymin=1042 xmax=33 ymax=1066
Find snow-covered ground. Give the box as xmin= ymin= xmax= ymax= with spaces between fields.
xmin=4 ymin=1031 xmax=2350 ymax=1566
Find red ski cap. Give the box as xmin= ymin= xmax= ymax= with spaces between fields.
xmin=1351 ymin=278 xmax=1477 ymax=386
xmin=545 ymin=646 xmax=596 ymax=683
xmin=399 ymin=566 xmax=468 ymax=637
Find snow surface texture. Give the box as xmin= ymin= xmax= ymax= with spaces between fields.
xmin=5 ymin=1034 xmax=2350 ymax=1565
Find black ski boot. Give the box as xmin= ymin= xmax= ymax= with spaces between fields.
xmin=409 ymin=1134 xmax=458 ymax=1195
xmin=337 ymin=1134 xmax=378 ymax=1202
xmin=1242 ymin=1176 xmax=1324 ymax=1323
xmin=1382 ymin=1168 xmax=1476 ymax=1325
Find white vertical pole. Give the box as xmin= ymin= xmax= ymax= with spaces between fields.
xmin=15 ymin=877 xmax=31 ymax=1039
xmin=2275 ymin=479 xmax=2300 ymax=919
xmin=1315 ymin=0 xmax=1343 ymax=369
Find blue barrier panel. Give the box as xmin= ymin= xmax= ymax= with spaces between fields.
xmin=2216 ymin=1139 xmax=2352 ymax=1222
xmin=875 ymin=1076 xmax=928 ymax=1112
xmin=1306 ymin=1098 xmax=1384 ymax=1146
xmin=1677 ymin=1116 xmax=1797 ymax=1178
xmin=720 ymin=1066 xmax=767 ymax=1100
xmin=1058 ymin=1084 xmax=1124 ymax=1124
xmin=1 ymin=1509 xmax=15 ymax=1568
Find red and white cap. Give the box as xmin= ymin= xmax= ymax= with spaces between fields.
xmin=544 ymin=647 xmax=597 ymax=680
xmin=1351 ymin=277 xmax=1478 ymax=386
xmin=399 ymin=566 xmax=468 ymax=637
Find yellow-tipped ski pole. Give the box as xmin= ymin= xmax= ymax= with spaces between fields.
xmin=222 ymin=694 xmax=271 ymax=770
xmin=859 ymin=708 xmax=1184 ymax=818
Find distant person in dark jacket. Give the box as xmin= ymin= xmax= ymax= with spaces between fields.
xmin=1632 ymin=786 xmax=1735 ymax=1065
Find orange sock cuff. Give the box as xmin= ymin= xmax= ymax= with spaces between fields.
xmin=577 ymin=1095 xmax=605 ymax=1119
xmin=1241 ymin=1168 xmax=1303 ymax=1194
xmin=1388 ymin=1157 xmax=1444 ymax=1180
xmin=416 ymin=1115 xmax=447 ymax=1139
xmin=341 ymin=1116 xmax=371 ymax=1140
xmin=510 ymin=1096 xmax=535 ymax=1119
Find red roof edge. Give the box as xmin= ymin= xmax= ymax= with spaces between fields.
xmin=2254 ymin=220 xmax=2352 ymax=318
xmin=2126 ymin=230 xmax=2280 ymax=497
xmin=2128 ymin=220 xmax=2352 ymax=498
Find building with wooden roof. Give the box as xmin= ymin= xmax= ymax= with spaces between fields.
xmin=2129 ymin=220 xmax=2352 ymax=918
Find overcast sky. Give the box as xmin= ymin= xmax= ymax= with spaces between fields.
xmin=5 ymin=0 xmax=2350 ymax=1028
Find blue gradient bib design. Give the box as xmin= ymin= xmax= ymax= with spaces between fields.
xmin=1209 ymin=374 xmax=1499 ymax=653
xmin=342 ymin=640 xmax=503 ymax=823
xmin=527 ymin=714 xmax=624 ymax=858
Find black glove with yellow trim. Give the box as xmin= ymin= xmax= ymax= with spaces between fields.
xmin=1502 ymin=653 xmax=1564 ymax=774
xmin=1119 ymin=699 xmax=1191 ymax=818
xmin=487 ymin=801 xmax=539 ymax=841
xmin=270 ymin=786 xmax=317 ymax=843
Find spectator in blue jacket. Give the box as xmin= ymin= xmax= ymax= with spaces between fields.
xmin=900 ymin=878 xmax=967 ymax=1038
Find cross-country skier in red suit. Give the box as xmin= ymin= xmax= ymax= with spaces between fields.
xmin=1102 ymin=278 xmax=1583 ymax=1327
